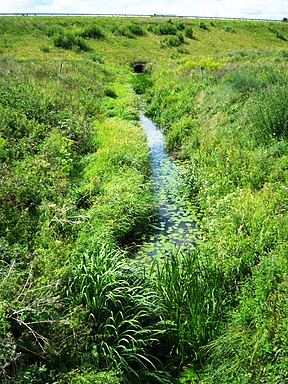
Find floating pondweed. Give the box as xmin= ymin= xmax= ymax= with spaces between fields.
xmin=135 ymin=115 xmax=197 ymax=262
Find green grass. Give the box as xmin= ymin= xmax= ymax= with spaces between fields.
xmin=143 ymin=46 xmax=288 ymax=383
xmin=1 ymin=15 xmax=288 ymax=384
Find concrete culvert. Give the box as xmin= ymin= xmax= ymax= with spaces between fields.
xmin=132 ymin=61 xmax=147 ymax=73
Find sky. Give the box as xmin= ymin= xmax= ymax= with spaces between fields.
xmin=0 ymin=0 xmax=287 ymax=21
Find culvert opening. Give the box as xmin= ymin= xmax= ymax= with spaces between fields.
xmin=131 ymin=61 xmax=147 ymax=73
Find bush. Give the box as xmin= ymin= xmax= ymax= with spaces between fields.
xmin=128 ymin=22 xmax=146 ymax=36
xmin=53 ymin=31 xmax=91 ymax=52
xmin=157 ymin=22 xmax=178 ymax=35
xmin=269 ymin=27 xmax=287 ymax=41
xmin=40 ymin=45 xmax=50 ymax=53
xmin=161 ymin=34 xmax=184 ymax=48
xmin=199 ymin=21 xmax=208 ymax=30
xmin=112 ymin=23 xmax=145 ymax=38
xmin=131 ymin=74 xmax=153 ymax=94
xmin=184 ymin=26 xmax=194 ymax=39
xmin=79 ymin=24 xmax=105 ymax=39
xmin=223 ymin=25 xmax=236 ymax=33
xmin=112 ymin=24 xmax=134 ymax=38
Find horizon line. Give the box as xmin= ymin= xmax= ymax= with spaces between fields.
xmin=0 ymin=12 xmax=284 ymax=22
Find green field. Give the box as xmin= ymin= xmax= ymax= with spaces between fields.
xmin=0 ymin=16 xmax=287 ymax=383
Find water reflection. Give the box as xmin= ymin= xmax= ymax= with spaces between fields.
xmin=136 ymin=114 xmax=196 ymax=261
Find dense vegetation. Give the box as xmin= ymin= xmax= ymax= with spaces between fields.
xmin=0 ymin=16 xmax=287 ymax=383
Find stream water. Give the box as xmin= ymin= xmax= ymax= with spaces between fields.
xmin=135 ymin=114 xmax=197 ymax=262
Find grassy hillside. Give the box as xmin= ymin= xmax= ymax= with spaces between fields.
xmin=0 ymin=16 xmax=287 ymax=383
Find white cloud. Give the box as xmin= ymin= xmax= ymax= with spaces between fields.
xmin=0 ymin=0 xmax=287 ymax=20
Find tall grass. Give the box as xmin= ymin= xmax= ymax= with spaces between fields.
xmin=66 ymin=244 xmax=171 ymax=383
xmin=143 ymin=57 xmax=288 ymax=383
xmin=1 ymin=15 xmax=288 ymax=384
xmin=249 ymin=83 xmax=288 ymax=144
xmin=152 ymin=249 xmax=224 ymax=370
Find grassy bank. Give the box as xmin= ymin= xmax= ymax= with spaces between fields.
xmin=144 ymin=47 xmax=288 ymax=382
xmin=0 ymin=54 xmax=156 ymax=382
xmin=1 ymin=16 xmax=288 ymax=383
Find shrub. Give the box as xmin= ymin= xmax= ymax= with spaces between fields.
xmin=112 ymin=23 xmax=145 ymax=38
xmin=269 ymin=27 xmax=287 ymax=41
xmin=46 ymin=25 xmax=63 ymax=37
xmin=223 ymin=25 xmax=236 ymax=33
xmin=131 ymin=74 xmax=153 ymax=94
xmin=104 ymin=88 xmax=117 ymax=98
xmin=199 ymin=21 xmax=208 ymax=30
xmin=128 ymin=22 xmax=146 ymax=36
xmin=79 ymin=24 xmax=105 ymax=39
xmin=112 ymin=24 xmax=134 ymax=38
xmin=157 ymin=22 xmax=178 ymax=35
xmin=184 ymin=26 xmax=194 ymax=39
xmin=177 ymin=45 xmax=189 ymax=54
xmin=40 ymin=45 xmax=50 ymax=53
xmin=53 ymin=31 xmax=91 ymax=52
xmin=225 ymin=68 xmax=266 ymax=95
xmin=161 ymin=34 xmax=184 ymax=48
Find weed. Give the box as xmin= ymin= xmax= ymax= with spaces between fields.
xmin=131 ymin=73 xmax=153 ymax=94
xmin=157 ymin=21 xmax=178 ymax=35
xmin=66 ymin=245 xmax=171 ymax=383
xmin=184 ymin=26 xmax=194 ymax=39
xmin=53 ymin=31 xmax=91 ymax=51
xmin=161 ymin=34 xmax=185 ymax=48
xmin=79 ymin=24 xmax=105 ymax=39
xmin=199 ymin=21 xmax=208 ymax=30
xmin=1 ymin=15 xmax=288 ymax=384
xmin=85 ymin=52 xmax=105 ymax=63
xmin=111 ymin=23 xmax=146 ymax=39
xmin=223 ymin=25 xmax=236 ymax=33
xmin=249 ymin=83 xmax=288 ymax=143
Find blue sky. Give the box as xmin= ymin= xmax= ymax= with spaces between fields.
xmin=1 ymin=0 xmax=287 ymax=20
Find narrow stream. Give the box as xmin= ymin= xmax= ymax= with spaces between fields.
xmin=135 ymin=114 xmax=196 ymax=262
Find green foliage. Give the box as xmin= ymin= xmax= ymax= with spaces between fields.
xmin=1 ymin=15 xmax=288 ymax=384
xmin=157 ymin=21 xmax=178 ymax=35
xmin=0 ymin=52 xmax=156 ymax=381
xmin=40 ymin=45 xmax=50 ymax=53
xmin=225 ymin=67 xmax=267 ymax=95
xmin=143 ymin=56 xmax=288 ymax=382
xmin=204 ymin=251 xmax=288 ymax=383
xmin=79 ymin=24 xmax=105 ymax=39
xmin=199 ymin=21 xmax=208 ymax=30
xmin=111 ymin=22 xmax=146 ymax=38
xmin=249 ymin=83 xmax=288 ymax=143
xmin=184 ymin=26 xmax=194 ymax=39
xmin=154 ymin=249 xmax=224 ymax=367
xmin=131 ymin=73 xmax=153 ymax=94
xmin=66 ymin=246 xmax=166 ymax=383
xmin=223 ymin=25 xmax=236 ymax=33
xmin=269 ymin=27 xmax=287 ymax=41
xmin=53 ymin=31 xmax=91 ymax=51
xmin=161 ymin=33 xmax=185 ymax=48
xmin=127 ymin=22 xmax=146 ymax=36
xmin=59 ymin=369 xmax=121 ymax=384
xmin=85 ymin=52 xmax=105 ymax=63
